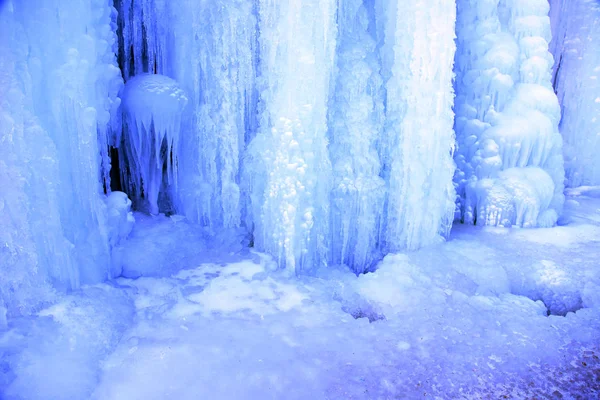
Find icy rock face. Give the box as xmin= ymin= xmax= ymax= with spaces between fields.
xmin=0 ymin=0 xmax=123 ymax=316
xmin=120 ymin=74 xmax=187 ymax=215
xmin=550 ymin=0 xmax=600 ymax=187
xmin=377 ymin=0 xmax=457 ymax=252
xmin=454 ymin=0 xmax=565 ymax=228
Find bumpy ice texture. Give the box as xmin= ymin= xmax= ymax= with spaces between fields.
xmin=454 ymin=0 xmax=565 ymax=228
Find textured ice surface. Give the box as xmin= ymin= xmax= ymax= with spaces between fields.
xmin=0 ymin=0 xmax=123 ymax=316
xmin=243 ymin=0 xmax=337 ymax=274
xmin=120 ymin=74 xmax=187 ymax=215
xmin=328 ymin=0 xmax=385 ymax=272
xmin=2 ymin=190 xmax=599 ymax=399
xmin=454 ymin=0 xmax=565 ymax=228
xmin=113 ymin=0 xmax=458 ymax=273
xmin=377 ymin=0 xmax=457 ymax=253
xmin=550 ymin=0 xmax=600 ymax=187
xmin=116 ymin=212 xmax=249 ymax=279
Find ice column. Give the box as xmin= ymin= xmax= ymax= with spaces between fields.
xmin=454 ymin=0 xmax=565 ymax=228
xmin=244 ymin=0 xmax=337 ymax=274
xmin=328 ymin=0 xmax=385 ymax=273
xmin=550 ymin=0 xmax=600 ymax=187
xmin=0 ymin=0 xmax=122 ymax=316
xmin=377 ymin=0 xmax=457 ymax=252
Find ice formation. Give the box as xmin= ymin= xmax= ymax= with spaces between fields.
xmin=120 ymin=74 xmax=187 ymax=215
xmin=549 ymin=0 xmax=600 ymax=187
xmin=112 ymin=0 xmax=458 ymax=274
xmin=0 ymin=0 xmax=124 ymax=317
xmin=454 ymin=0 xmax=565 ymax=228
xmin=377 ymin=0 xmax=457 ymax=252
xmin=0 ymin=0 xmax=585 ymax=309
xmin=328 ymin=0 xmax=385 ymax=271
xmin=243 ymin=0 xmax=338 ymax=274
xmin=2 ymin=0 xmax=600 ymax=398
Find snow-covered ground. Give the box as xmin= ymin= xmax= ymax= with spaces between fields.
xmin=2 ymin=188 xmax=599 ymax=399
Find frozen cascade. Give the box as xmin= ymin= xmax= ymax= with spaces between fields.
xmin=244 ymin=0 xmax=337 ymax=274
xmin=328 ymin=0 xmax=385 ymax=273
xmin=0 ymin=0 xmax=124 ymax=316
xmin=454 ymin=0 xmax=565 ymax=228
xmin=120 ymin=74 xmax=187 ymax=215
xmin=550 ymin=0 xmax=600 ymax=187
xmin=377 ymin=0 xmax=457 ymax=252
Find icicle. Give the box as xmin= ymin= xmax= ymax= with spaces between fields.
xmin=121 ymin=74 xmax=187 ymax=215
xmin=0 ymin=0 xmax=123 ymax=316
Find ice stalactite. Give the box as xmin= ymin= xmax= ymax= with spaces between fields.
xmin=328 ymin=0 xmax=385 ymax=273
xmin=550 ymin=0 xmax=600 ymax=187
xmin=116 ymin=0 xmax=169 ymax=79
xmin=377 ymin=0 xmax=457 ymax=252
xmin=0 ymin=0 xmax=123 ymax=316
xmin=120 ymin=74 xmax=187 ymax=215
xmin=244 ymin=0 xmax=337 ymax=274
xmin=454 ymin=0 xmax=564 ymax=228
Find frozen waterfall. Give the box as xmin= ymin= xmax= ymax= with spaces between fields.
xmin=1 ymin=0 xmax=578 ymax=317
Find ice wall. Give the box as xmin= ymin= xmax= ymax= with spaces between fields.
xmin=550 ymin=0 xmax=600 ymax=187
xmin=0 ymin=0 xmax=123 ymax=316
xmin=453 ymin=0 xmax=565 ymax=228
xmin=377 ymin=0 xmax=457 ymax=252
